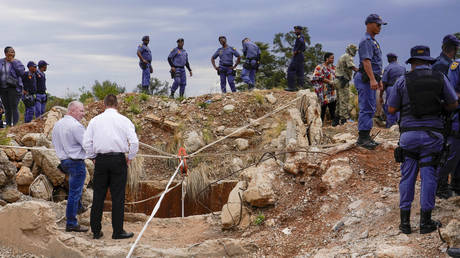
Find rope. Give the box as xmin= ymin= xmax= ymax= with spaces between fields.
xmin=139 ymin=142 xmax=176 ymax=158
xmin=126 ymin=160 xmax=184 ymax=258
xmin=124 ymin=182 xmax=181 ymax=205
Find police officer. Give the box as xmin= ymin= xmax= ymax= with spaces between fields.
xmin=35 ymin=60 xmax=48 ymax=118
xmin=22 ymin=61 xmax=38 ymax=123
xmin=211 ymin=36 xmax=241 ymax=93
xmin=285 ymin=26 xmax=306 ymax=92
xmin=168 ymin=38 xmax=192 ymax=98
xmin=388 ymin=45 xmax=458 ymax=234
xmin=335 ymin=44 xmax=358 ymax=125
xmin=137 ymin=36 xmax=153 ymax=92
xmin=241 ymin=38 xmax=261 ymax=91
xmin=381 ymin=53 xmax=405 ymax=128
xmin=355 ymin=14 xmax=387 ymax=150
xmin=433 ymin=34 xmax=460 ymax=75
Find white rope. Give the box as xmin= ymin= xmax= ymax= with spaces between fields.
xmin=126 ymin=160 xmax=184 ymax=258
xmin=139 ymin=142 xmax=177 ymax=158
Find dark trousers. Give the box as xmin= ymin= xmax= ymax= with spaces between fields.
xmin=321 ymin=101 xmax=337 ymax=122
xmin=287 ymin=54 xmax=305 ymax=90
xmin=90 ymin=154 xmax=127 ymax=234
xmin=0 ymin=87 xmax=20 ymax=126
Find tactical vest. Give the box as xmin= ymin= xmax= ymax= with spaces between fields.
xmin=404 ymin=69 xmax=444 ymax=119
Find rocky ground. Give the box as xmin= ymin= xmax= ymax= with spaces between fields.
xmin=0 ymin=89 xmax=458 ymax=257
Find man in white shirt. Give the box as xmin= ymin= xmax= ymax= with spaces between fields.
xmin=83 ymin=94 xmax=139 ymax=240
xmin=52 ymin=101 xmax=88 ymax=233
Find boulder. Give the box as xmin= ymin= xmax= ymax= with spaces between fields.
xmin=21 ymin=133 xmax=51 ymax=148
xmin=85 ymin=159 xmax=94 ymax=181
xmin=297 ymin=90 xmax=322 ymax=145
xmin=322 ymin=157 xmax=353 ymax=188
xmin=4 ymin=147 xmax=27 ymax=162
xmin=81 ymin=188 xmax=93 ymax=208
xmin=223 ymin=128 xmax=255 ymax=138
xmin=231 ymin=157 xmax=244 ymax=171
xmin=332 ymin=133 xmax=356 ymax=143
xmin=376 ymin=244 xmax=414 ymax=258
xmin=223 ymin=104 xmax=235 ymax=113
xmin=265 ymin=94 xmax=277 ymax=104
xmin=235 ymin=138 xmax=249 ymax=151
xmin=241 ymin=159 xmax=277 ymax=207
xmin=31 ymin=147 xmax=65 ymax=186
xmin=22 ymin=152 xmax=33 ymax=167
xmin=221 ymin=181 xmax=250 ymax=229
xmin=287 ymin=108 xmax=309 ymax=148
xmin=1 ymin=188 xmax=21 ymax=203
xmin=184 ymin=131 xmax=205 ymax=153
xmin=29 ymin=175 xmax=53 ymax=201
xmin=44 ymin=106 xmax=67 ymax=138
xmin=0 ymin=171 xmax=7 ymax=187
xmin=441 ymin=219 xmax=460 ymax=248
xmin=16 ymin=166 xmax=34 ymax=186
xmin=0 ymin=150 xmax=17 ymax=178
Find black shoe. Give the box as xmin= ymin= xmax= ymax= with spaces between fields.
xmin=112 ymin=230 xmax=134 ymax=239
xmin=356 ymin=131 xmax=376 ymax=150
xmin=169 ymin=93 xmax=175 ymax=99
xmin=77 ymin=206 xmax=88 ymax=215
xmin=248 ymin=84 xmax=255 ymax=91
xmin=93 ymin=231 xmax=104 ymax=239
xmin=332 ymin=118 xmax=340 ymax=127
xmin=420 ymin=209 xmax=442 ymax=234
xmin=437 ymin=184 xmax=452 ymax=199
xmin=447 ymin=248 xmax=460 ymax=257
xmin=284 ymin=87 xmax=298 ymax=92
xmin=66 ymin=225 xmax=89 ymax=232
xmin=369 ymin=138 xmax=380 ymax=146
xmin=399 ymin=209 xmax=411 ymax=234
xmin=340 ymin=118 xmax=347 ymax=125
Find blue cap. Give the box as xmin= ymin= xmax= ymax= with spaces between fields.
xmin=405 ymin=45 xmax=436 ymax=64
xmin=27 ymin=61 xmax=37 ymax=68
xmin=37 ymin=60 xmax=48 ymax=67
xmin=365 ymin=14 xmax=387 ymax=25
xmin=443 ymin=34 xmax=460 ymax=46
xmin=387 ymin=53 xmax=397 ymax=58
xmin=142 ymin=35 xmax=149 ymax=41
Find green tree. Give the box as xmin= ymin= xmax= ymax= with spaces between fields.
xmin=91 ymin=80 xmax=125 ymax=100
xmin=78 ymin=86 xmax=94 ymax=104
xmin=134 ymin=77 xmax=169 ymax=96
xmin=455 ymin=32 xmax=460 ymax=59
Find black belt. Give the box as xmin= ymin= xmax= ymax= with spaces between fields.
xmin=173 ymin=66 xmax=184 ymax=68
xmin=221 ymin=64 xmax=233 ymax=67
xmin=96 ymin=152 xmax=124 ymax=158
xmin=36 ymin=91 xmax=46 ymax=94
xmin=64 ymin=158 xmax=84 ymax=162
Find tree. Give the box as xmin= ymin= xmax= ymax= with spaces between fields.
xmin=78 ymin=86 xmax=94 ymax=104
xmin=133 ymin=77 xmax=169 ymax=96
xmin=91 ymin=80 xmax=125 ymax=100
xmin=455 ymin=32 xmax=460 ymax=59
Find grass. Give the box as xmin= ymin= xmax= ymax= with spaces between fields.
xmin=128 ymin=104 xmax=141 ymax=114
xmin=0 ymin=129 xmax=10 ymax=145
xmin=176 ymin=96 xmax=186 ymax=102
xmin=139 ymin=93 xmax=149 ymax=102
xmin=254 ymin=213 xmax=265 ymax=225
xmin=202 ymin=128 xmax=213 ymax=144
xmin=252 ymin=92 xmax=265 ymax=105
xmin=197 ymin=102 xmax=209 ymax=109
xmin=124 ymin=95 xmax=135 ymax=105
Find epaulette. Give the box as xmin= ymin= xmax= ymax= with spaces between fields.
xmin=451 ymin=61 xmax=459 ymax=70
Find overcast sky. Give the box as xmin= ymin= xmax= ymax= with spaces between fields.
xmin=2 ymin=0 xmax=458 ymax=98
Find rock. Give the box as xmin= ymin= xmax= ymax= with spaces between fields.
xmin=235 ymin=138 xmax=249 ymax=151
xmin=376 ymin=244 xmax=414 ymax=258
xmin=145 ymin=113 xmax=162 ymax=124
xmin=265 ymin=94 xmax=277 ymax=104
xmin=223 ymin=104 xmax=235 ymax=113
xmin=44 ymin=106 xmax=67 ymax=138
xmin=332 ymin=221 xmax=344 ymax=231
xmin=281 ymin=227 xmax=291 ymax=235
xmin=16 ymin=166 xmax=34 ymax=186
xmin=441 ymin=219 xmax=460 ymax=248
xmin=163 ymin=120 xmax=179 ymax=130
xmin=29 ymin=175 xmax=53 ymax=201
xmin=333 ymin=133 xmax=356 ymax=143
xmin=187 ymin=238 xmax=253 ymax=257
xmin=0 ymin=170 xmax=7 ymax=187
xmin=348 ymin=200 xmax=364 ymax=210
xmin=4 ymin=146 xmax=27 ymax=162
xmin=216 ymin=126 xmax=226 ymax=134
xmin=322 ymin=158 xmax=353 ymax=188
xmin=22 ymin=152 xmax=33 ymax=167
xmin=0 ymin=199 xmax=6 ymax=206
xmin=0 ymin=150 xmax=17 ymax=178
xmin=241 ymin=159 xmax=277 ymax=207
xmin=21 ymin=133 xmax=51 ymax=147
xmin=184 ymin=131 xmax=205 ymax=153
xmin=1 ymin=188 xmax=21 ymax=203
xmin=81 ymin=188 xmax=93 ymax=209
xmin=223 ymin=128 xmax=255 ymax=138
xmin=84 ymin=159 xmax=94 ymax=180
xmin=31 ymin=147 xmax=65 ymax=186
xmin=283 ymin=152 xmax=318 ymax=176
xmin=232 ymin=157 xmax=244 ymax=171
xmin=169 ymin=102 xmax=179 ymax=113
xmin=31 ymin=162 xmax=40 ymax=177
xmin=297 ymin=90 xmax=322 ymax=145
xmin=53 ymin=187 xmax=67 ymax=202
xmin=221 ymin=181 xmax=249 ymax=229
xmin=287 ymin=108 xmax=309 ymax=148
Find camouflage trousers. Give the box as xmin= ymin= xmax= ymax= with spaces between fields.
xmin=334 ymin=77 xmax=350 ymax=120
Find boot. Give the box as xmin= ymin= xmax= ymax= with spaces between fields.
xmin=284 ymin=87 xmax=298 ymax=92
xmin=248 ymin=83 xmax=255 ymax=91
xmin=420 ymin=209 xmax=442 ymax=234
xmin=332 ymin=117 xmax=340 ymax=127
xmin=340 ymin=118 xmax=347 ymax=125
xmin=436 ymin=182 xmax=452 ymax=199
xmin=356 ymin=130 xmax=376 ymax=150
xmin=399 ymin=209 xmax=411 ymax=234
xmin=447 ymin=248 xmax=460 ymax=257
xmin=169 ymin=92 xmax=175 ymax=99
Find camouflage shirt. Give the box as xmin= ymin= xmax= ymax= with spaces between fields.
xmin=335 ymin=53 xmax=356 ymax=81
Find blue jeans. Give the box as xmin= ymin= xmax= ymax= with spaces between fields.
xmin=61 ymin=159 xmax=86 ymax=227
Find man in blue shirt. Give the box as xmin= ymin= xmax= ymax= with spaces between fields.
xmin=137 ymin=36 xmax=152 ymax=92
xmin=388 ymin=45 xmax=458 ymax=235
xmin=381 ymin=53 xmax=406 ymax=128
xmin=168 ymin=38 xmax=192 ymax=98
xmin=52 ymin=101 xmax=89 ymax=233
xmin=241 ymin=38 xmax=261 ymax=91
xmin=35 ymin=60 xmax=48 ymax=118
xmin=22 ymin=61 xmax=38 ymax=123
xmin=433 ymin=34 xmax=460 ymax=76
xmin=355 ymin=14 xmax=387 ymax=150
xmin=211 ymin=36 xmax=241 ymax=93
xmin=285 ymin=26 xmax=306 ymax=92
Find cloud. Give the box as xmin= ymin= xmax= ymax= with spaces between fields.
xmin=55 ymin=34 xmax=123 ymax=40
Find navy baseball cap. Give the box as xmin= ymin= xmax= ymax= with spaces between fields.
xmin=27 ymin=61 xmax=37 ymax=68
xmin=443 ymin=34 xmax=460 ymax=46
xmin=37 ymin=60 xmax=48 ymax=67
xmin=365 ymin=14 xmax=387 ymax=25
xmin=387 ymin=53 xmax=397 ymax=58
xmin=405 ymin=45 xmax=436 ymax=64
xmin=142 ymin=35 xmax=149 ymax=41
xmin=293 ymin=25 xmax=303 ymax=30
xmin=176 ymin=38 xmax=184 ymax=43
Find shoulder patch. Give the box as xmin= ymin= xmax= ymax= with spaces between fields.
xmin=233 ymin=47 xmax=236 ymax=50
xmin=451 ymin=62 xmax=459 ymax=70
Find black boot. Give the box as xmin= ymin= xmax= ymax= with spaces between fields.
xmin=332 ymin=117 xmax=340 ymax=127
xmin=284 ymin=87 xmax=298 ymax=92
xmin=356 ymin=130 xmax=376 ymax=150
xmin=169 ymin=92 xmax=175 ymax=99
xmin=436 ymin=182 xmax=452 ymax=199
xmin=447 ymin=248 xmax=460 ymax=257
xmin=420 ymin=209 xmax=442 ymax=234
xmin=248 ymin=83 xmax=254 ymax=91
xmin=340 ymin=118 xmax=347 ymax=125
xmin=399 ymin=209 xmax=411 ymax=234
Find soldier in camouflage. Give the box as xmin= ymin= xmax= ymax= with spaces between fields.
xmin=334 ymin=44 xmax=359 ymax=125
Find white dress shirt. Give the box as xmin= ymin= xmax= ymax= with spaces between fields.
xmin=83 ymin=108 xmax=139 ymax=160
xmin=52 ymin=115 xmax=87 ymax=160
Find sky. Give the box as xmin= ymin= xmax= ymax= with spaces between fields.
xmin=1 ymin=0 xmax=459 ymax=98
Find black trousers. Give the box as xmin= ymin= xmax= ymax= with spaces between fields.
xmin=321 ymin=101 xmax=337 ymax=122
xmin=0 ymin=87 xmax=20 ymax=126
xmin=90 ymin=154 xmax=127 ymax=234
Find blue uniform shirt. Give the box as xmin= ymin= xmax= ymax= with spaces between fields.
xmin=448 ymin=60 xmax=460 ymax=92
xmin=36 ymin=70 xmax=46 ymax=93
xmin=137 ymin=44 xmax=152 ymax=62
xmin=382 ymin=61 xmax=406 ymax=86
xmin=242 ymin=41 xmax=260 ymax=59
xmin=168 ymin=47 xmax=189 ymax=67
xmin=358 ymin=32 xmax=383 ymax=76
xmin=388 ymin=64 xmax=457 ymax=129
xmin=293 ymin=35 xmax=306 ymax=54
xmin=212 ymin=46 xmax=240 ymax=66
xmin=433 ymin=53 xmax=452 ymax=76
xmin=22 ymin=71 xmax=37 ymax=94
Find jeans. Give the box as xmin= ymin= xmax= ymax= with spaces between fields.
xmin=61 ymin=159 xmax=86 ymax=227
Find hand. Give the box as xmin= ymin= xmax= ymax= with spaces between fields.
xmin=126 ymin=157 xmax=131 ymax=165
xmin=23 ymin=90 xmax=28 ymax=95
xmin=370 ymin=79 xmax=378 ymax=90
xmin=171 ymin=67 xmax=176 ymax=73
xmin=293 ymin=51 xmax=297 ymax=56
xmin=232 ymin=66 xmax=237 ymax=70
xmin=189 ymin=70 xmax=193 ymax=77
xmin=149 ymin=66 xmax=153 ymax=74
xmin=214 ymin=66 xmax=219 ymax=71
xmin=378 ymin=81 xmax=384 ymax=91
xmin=142 ymin=59 xmax=148 ymax=64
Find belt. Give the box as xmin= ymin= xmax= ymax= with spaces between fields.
xmin=173 ymin=66 xmax=184 ymax=68
xmin=64 ymin=158 xmax=84 ymax=162
xmin=221 ymin=64 xmax=233 ymax=67
xmin=96 ymin=152 xmax=124 ymax=157
xmin=36 ymin=91 xmax=46 ymax=94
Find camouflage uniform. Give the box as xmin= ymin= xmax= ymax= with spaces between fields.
xmin=334 ymin=44 xmax=358 ymax=121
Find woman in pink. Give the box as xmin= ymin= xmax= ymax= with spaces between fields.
xmin=312 ymin=52 xmax=337 ymax=126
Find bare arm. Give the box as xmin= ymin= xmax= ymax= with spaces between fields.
xmin=137 ymin=51 xmax=147 ymax=63
xmin=211 ymin=58 xmax=218 ymax=71
xmin=233 ymin=57 xmax=241 ymax=69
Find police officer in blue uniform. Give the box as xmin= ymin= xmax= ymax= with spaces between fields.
xmin=388 ymin=46 xmax=458 ymax=235
xmin=35 ymin=60 xmax=48 ymax=118
xmin=137 ymin=36 xmax=153 ymax=92
xmin=433 ymin=34 xmax=460 ymax=76
xmin=285 ymin=26 xmax=306 ymax=92
xmin=168 ymin=38 xmax=192 ymax=99
xmin=381 ymin=53 xmax=405 ymax=128
xmin=211 ymin=36 xmax=241 ymax=93
xmin=22 ymin=61 xmax=37 ymax=123
xmin=241 ymin=38 xmax=261 ymax=91
xmin=355 ymin=14 xmax=387 ymax=150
